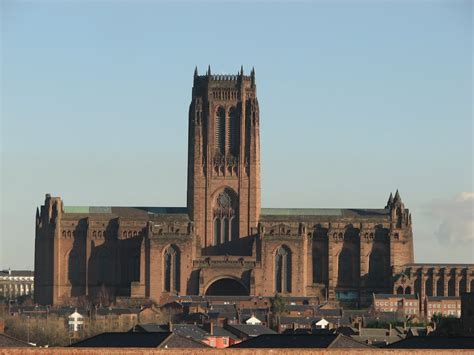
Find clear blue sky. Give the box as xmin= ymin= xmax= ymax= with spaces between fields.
xmin=1 ymin=0 xmax=472 ymax=269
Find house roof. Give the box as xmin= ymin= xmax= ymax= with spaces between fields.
xmin=231 ymin=334 xmax=372 ymax=348
xmin=225 ymin=324 xmax=277 ymax=337
xmin=426 ymin=296 xmax=460 ymax=302
xmin=0 ymin=270 xmax=34 ymax=277
xmin=0 ymin=333 xmax=31 ymax=347
xmin=70 ymin=332 xmax=171 ymax=348
xmin=171 ymin=324 xmax=209 ymax=341
xmin=386 ymin=336 xmax=474 ymax=349
xmin=374 ymin=293 xmax=418 ymax=300
xmin=132 ymin=323 xmax=169 ymax=333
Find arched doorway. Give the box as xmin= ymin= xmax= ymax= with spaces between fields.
xmin=205 ymin=278 xmax=249 ymax=296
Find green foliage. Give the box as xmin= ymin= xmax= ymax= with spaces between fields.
xmin=270 ymin=293 xmax=286 ymax=315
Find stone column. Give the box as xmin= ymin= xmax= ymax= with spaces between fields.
xmin=433 ymin=276 xmax=439 ymax=297
xmin=454 ymin=270 xmax=460 ymax=296
xmin=443 ymin=269 xmax=449 ymax=297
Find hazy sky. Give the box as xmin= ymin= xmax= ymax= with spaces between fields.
xmin=1 ymin=0 xmax=473 ymax=269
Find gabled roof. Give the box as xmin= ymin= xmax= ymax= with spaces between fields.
xmin=225 ymin=324 xmax=277 ymax=337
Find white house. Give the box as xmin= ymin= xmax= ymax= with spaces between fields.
xmin=68 ymin=310 xmax=84 ymax=332
xmin=245 ymin=315 xmax=262 ymax=325
xmin=315 ymin=318 xmax=329 ymax=329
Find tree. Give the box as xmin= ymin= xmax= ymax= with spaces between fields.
xmin=270 ymin=293 xmax=286 ymax=315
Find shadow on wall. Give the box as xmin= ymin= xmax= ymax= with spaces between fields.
xmin=201 ymin=235 xmax=255 ymax=256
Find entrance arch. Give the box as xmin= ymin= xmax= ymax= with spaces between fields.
xmin=205 ymin=277 xmax=249 ymax=296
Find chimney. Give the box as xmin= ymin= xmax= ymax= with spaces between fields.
xmin=358 ymin=321 xmax=362 ymax=335
xmin=8 ymin=268 xmax=11 ymax=276
xmin=168 ymin=321 xmax=173 ymax=332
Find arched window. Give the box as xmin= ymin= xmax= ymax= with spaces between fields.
xmin=231 ymin=216 xmax=239 ymax=241
xmin=215 ymin=107 xmax=225 ymax=155
xmin=396 ymin=207 xmax=402 ymax=228
xmin=228 ymin=107 xmax=239 ymax=156
xmin=437 ymin=278 xmax=444 ymax=296
xmin=68 ymin=250 xmax=80 ymax=284
xmin=213 ymin=218 xmax=221 ymax=245
xmin=338 ymin=247 xmax=353 ymax=286
xmin=213 ymin=189 xmax=238 ymax=245
xmin=426 ymin=277 xmax=433 ymax=296
xmin=459 ymin=277 xmax=466 ymax=294
xmin=448 ymin=276 xmax=455 ymax=296
xmin=275 ymin=246 xmax=291 ymax=293
xmin=223 ymin=217 xmax=229 ymax=243
xmin=396 ymin=286 xmax=404 ymax=294
xmin=164 ymin=246 xmax=180 ymax=293
xmin=405 ymin=286 xmax=412 ymax=294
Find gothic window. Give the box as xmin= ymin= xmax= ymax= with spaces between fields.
xmin=396 ymin=207 xmax=402 ymax=228
xmin=223 ymin=217 xmax=229 ymax=243
xmin=405 ymin=286 xmax=412 ymax=294
xmin=448 ymin=276 xmax=455 ymax=296
xmin=213 ymin=189 xmax=239 ymax=245
xmin=338 ymin=247 xmax=354 ymax=286
xmin=164 ymin=245 xmax=180 ymax=293
xmin=231 ymin=216 xmax=238 ymax=242
xmin=228 ymin=107 xmax=239 ymax=156
xmin=426 ymin=277 xmax=433 ymax=296
xmin=396 ymin=286 xmax=404 ymax=294
xmin=215 ymin=106 xmax=225 ymax=155
xmin=68 ymin=250 xmax=80 ymax=284
xmin=437 ymin=278 xmax=444 ymax=296
xmin=275 ymin=246 xmax=291 ymax=293
xmin=460 ymin=278 xmax=466 ymax=294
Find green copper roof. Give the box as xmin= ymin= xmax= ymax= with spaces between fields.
xmin=261 ymin=208 xmax=343 ymax=216
xmin=64 ymin=206 xmax=112 ymax=214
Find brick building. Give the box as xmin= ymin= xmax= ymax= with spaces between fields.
xmin=34 ymin=67 xmax=474 ymax=306
xmin=372 ymin=294 xmax=419 ymax=317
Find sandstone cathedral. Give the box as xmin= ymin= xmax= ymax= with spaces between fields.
xmin=35 ymin=67 xmax=474 ymax=307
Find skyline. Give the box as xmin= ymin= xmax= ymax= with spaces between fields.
xmin=1 ymin=0 xmax=473 ymax=269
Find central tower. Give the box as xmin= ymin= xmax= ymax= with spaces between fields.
xmin=187 ymin=66 xmax=261 ymax=254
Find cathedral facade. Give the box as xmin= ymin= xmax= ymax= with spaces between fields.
xmin=34 ymin=68 xmax=474 ymax=306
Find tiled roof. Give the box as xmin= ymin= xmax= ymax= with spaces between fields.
xmin=171 ymin=324 xmax=208 ymax=341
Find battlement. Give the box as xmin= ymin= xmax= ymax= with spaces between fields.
xmin=192 ymin=66 xmax=256 ymax=90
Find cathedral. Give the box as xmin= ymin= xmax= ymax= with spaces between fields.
xmin=34 ymin=67 xmax=474 ymax=307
